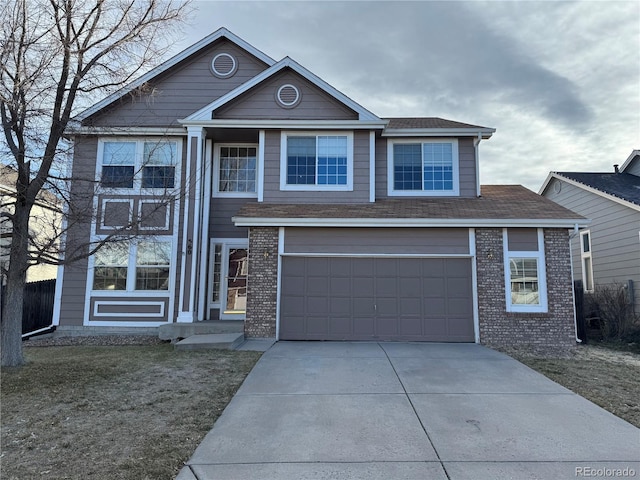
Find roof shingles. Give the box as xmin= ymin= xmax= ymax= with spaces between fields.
xmin=556 ymin=172 xmax=640 ymax=207
xmin=235 ymin=185 xmax=584 ymax=222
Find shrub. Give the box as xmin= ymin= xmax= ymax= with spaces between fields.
xmin=585 ymin=283 xmax=638 ymax=341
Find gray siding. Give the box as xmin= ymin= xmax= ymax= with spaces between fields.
xmin=58 ymin=137 xmax=98 ymax=326
xmin=85 ymin=39 xmax=270 ymax=128
xmin=262 ymin=130 xmax=370 ymax=204
xmin=544 ymin=178 xmax=640 ymax=310
xmin=209 ymin=197 xmax=253 ymax=238
xmin=89 ymin=297 xmax=169 ymax=322
xmin=375 ymin=136 xmax=477 ymax=199
xmin=507 ymin=228 xmax=538 ymax=251
xmin=284 ymin=227 xmax=470 ymax=255
xmin=214 ymin=69 xmax=358 ymax=120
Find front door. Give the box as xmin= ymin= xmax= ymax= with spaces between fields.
xmin=222 ymin=246 xmax=248 ymax=319
xmin=208 ymin=240 xmax=249 ymax=320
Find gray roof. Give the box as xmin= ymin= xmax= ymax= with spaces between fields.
xmin=556 ymin=172 xmax=640 ymax=207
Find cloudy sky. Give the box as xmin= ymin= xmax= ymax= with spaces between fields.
xmin=175 ymin=0 xmax=639 ymax=191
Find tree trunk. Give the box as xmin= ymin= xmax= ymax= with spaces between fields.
xmin=1 ymin=203 xmax=31 ymax=367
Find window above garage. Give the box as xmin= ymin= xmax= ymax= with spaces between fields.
xmin=387 ymin=138 xmax=460 ymax=197
xmin=279 ymin=131 xmax=354 ymax=191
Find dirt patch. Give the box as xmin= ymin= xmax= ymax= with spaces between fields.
xmin=1 ymin=344 xmax=261 ymax=479
xmin=511 ymin=344 xmax=640 ymax=428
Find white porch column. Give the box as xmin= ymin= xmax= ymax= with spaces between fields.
xmin=177 ymin=127 xmax=205 ymax=322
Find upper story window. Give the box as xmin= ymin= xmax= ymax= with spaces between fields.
xmin=387 ymin=139 xmax=459 ymax=196
xmin=214 ymin=144 xmax=257 ymax=197
xmin=280 ymin=132 xmax=353 ymax=191
xmin=99 ymin=139 xmax=178 ymax=190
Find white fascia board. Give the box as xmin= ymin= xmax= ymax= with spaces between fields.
xmin=179 ymin=119 xmax=386 ymax=129
xmin=232 ymin=217 xmax=590 ymax=228
xmin=620 ymin=149 xmax=640 ymax=172
xmin=65 ymin=126 xmax=186 ymax=137
xmin=74 ymin=28 xmax=276 ymax=122
xmin=543 ymin=172 xmax=640 ymax=212
xmin=538 ymin=171 xmax=556 ymax=195
xmin=381 ymin=128 xmax=495 ymax=139
xmin=184 ymin=57 xmax=382 ymax=122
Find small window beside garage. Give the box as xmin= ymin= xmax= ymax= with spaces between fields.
xmin=504 ymin=228 xmax=548 ymax=313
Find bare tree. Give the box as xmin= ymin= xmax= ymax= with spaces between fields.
xmin=0 ymin=0 xmax=191 ymax=367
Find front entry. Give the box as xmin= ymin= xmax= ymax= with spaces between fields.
xmin=208 ymin=239 xmax=249 ymax=320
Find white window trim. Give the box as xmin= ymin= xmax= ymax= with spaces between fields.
xmin=207 ymin=238 xmax=249 ymax=320
xmin=580 ymin=230 xmax=594 ymax=293
xmin=279 ymin=131 xmax=354 ymax=191
xmin=96 ymin=138 xmax=182 ymax=194
xmin=387 ymin=138 xmax=460 ymax=197
xmin=100 ymin=198 xmax=133 ymax=230
xmin=137 ymin=200 xmax=171 ymax=231
xmin=212 ymin=143 xmax=259 ymax=198
xmin=503 ymin=228 xmax=548 ymax=313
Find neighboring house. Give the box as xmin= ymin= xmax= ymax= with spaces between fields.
xmin=0 ymin=165 xmax=60 ymax=283
xmin=53 ymin=28 xmax=587 ymax=349
xmin=540 ymin=150 xmax=640 ymax=314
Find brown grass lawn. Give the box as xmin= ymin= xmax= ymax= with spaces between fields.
xmin=512 ymin=344 xmax=640 ymax=428
xmin=1 ymin=344 xmax=261 ymax=480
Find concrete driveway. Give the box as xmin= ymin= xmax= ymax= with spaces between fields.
xmin=178 ymin=342 xmax=639 ymax=479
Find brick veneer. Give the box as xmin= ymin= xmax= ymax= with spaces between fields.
xmin=245 ymin=227 xmax=278 ymax=337
xmin=476 ymin=228 xmax=576 ymax=351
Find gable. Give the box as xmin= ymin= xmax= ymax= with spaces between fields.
xmin=621 ymin=151 xmax=640 ymax=176
xmin=213 ymin=68 xmax=358 ymax=121
xmin=83 ymin=38 xmax=272 ymax=128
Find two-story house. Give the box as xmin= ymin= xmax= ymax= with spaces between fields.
xmin=53 ymin=28 xmax=586 ymax=350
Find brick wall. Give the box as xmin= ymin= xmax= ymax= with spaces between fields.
xmin=245 ymin=227 xmax=278 ymax=337
xmin=476 ymin=228 xmax=576 ymax=352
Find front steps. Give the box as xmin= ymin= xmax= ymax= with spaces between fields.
xmin=174 ymin=333 xmax=245 ymax=351
xmin=159 ymin=320 xmax=243 ymax=341
xmin=159 ymin=321 xmax=246 ymax=351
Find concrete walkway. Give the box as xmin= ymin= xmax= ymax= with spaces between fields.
xmin=178 ymin=342 xmax=639 ymax=479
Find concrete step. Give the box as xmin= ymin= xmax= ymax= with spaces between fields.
xmin=174 ymin=333 xmax=245 ymax=351
xmin=159 ymin=321 xmax=243 ymax=341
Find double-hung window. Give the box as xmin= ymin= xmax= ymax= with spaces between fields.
xmin=388 ymin=139 xmax=459 ymax=196
xmin=99 ymin=139 xmax=178 ymax=190
xmin=504 ymin=228 xmax=548 ymax=313
xmin=280 ymin=132 xmax=353 ymax=190
xmin=580 ymin=230 xmax=594 ymax=292
xmin=92 ymin=240 xmax=172 ymax=292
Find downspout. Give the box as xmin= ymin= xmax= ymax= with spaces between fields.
xmin=568 ymin=223 xmax=582 ymax=343
xmin=474 ymin=133 xmax=482 ymax=197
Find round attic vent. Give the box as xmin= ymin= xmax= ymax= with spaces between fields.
xmin=211 ymin=53 xmax=237 ymax=78
xmin=276 ymin=84 xmax=301 ymax=108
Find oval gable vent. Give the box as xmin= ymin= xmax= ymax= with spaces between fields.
xmin=211 ymin=53 xmax=237 ymax=78
xmin=277 ymin=84 xmax=301 ymax=108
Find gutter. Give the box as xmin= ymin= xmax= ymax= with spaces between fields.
xmin=568 ymin=223 xmax=583 ymax=344
xmin=22 ymin=325 xmax=56 ymax=340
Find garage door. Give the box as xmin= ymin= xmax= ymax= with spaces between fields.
xmin=280 ymin=257 xmax=474 ymax=342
